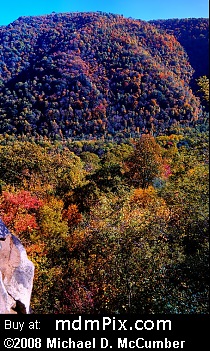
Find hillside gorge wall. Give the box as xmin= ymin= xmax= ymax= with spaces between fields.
xmin=0 ymin=219 xmax=34 ymax=314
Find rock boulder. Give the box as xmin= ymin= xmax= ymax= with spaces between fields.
xmin=0 ymin=219 xmax=34 ymax=314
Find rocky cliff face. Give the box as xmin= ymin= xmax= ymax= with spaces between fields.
xmin=0 ymin=219 xmax=34 ymax=314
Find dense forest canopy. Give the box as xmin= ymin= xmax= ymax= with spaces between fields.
xmin=0 ymin=129 xmax=208 ymax=313
xmin=0 ymin=12 xmax=208 ymax=140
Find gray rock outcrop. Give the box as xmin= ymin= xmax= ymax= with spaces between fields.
xmin=0 ymin=219 xmax=34 ymax=314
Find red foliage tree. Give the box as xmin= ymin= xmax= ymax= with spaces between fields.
xmin=0 ymin=190 xmax=43 ymax=235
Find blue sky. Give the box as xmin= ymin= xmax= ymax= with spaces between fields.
xmin=0 ymin=0 xmax=209 ymax=26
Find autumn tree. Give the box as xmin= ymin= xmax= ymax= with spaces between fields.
xmin=196 ymin=76 xmax=209 ymax=110
xmin=125 ymin=134 xmax=163 ymax=188
xmin=0 ymin=189 xmax=43 ymax=244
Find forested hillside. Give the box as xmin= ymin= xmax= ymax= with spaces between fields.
xmin=0 ymin=12 xmax=209 ymax=314
xmin=0 ymin=12 xmax=206 ymax=140
xmin=150 ymin=18 xmax=209 ymax=83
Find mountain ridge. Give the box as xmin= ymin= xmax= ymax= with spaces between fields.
xmin=0 ymin=12 xmax=208 ymax=140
